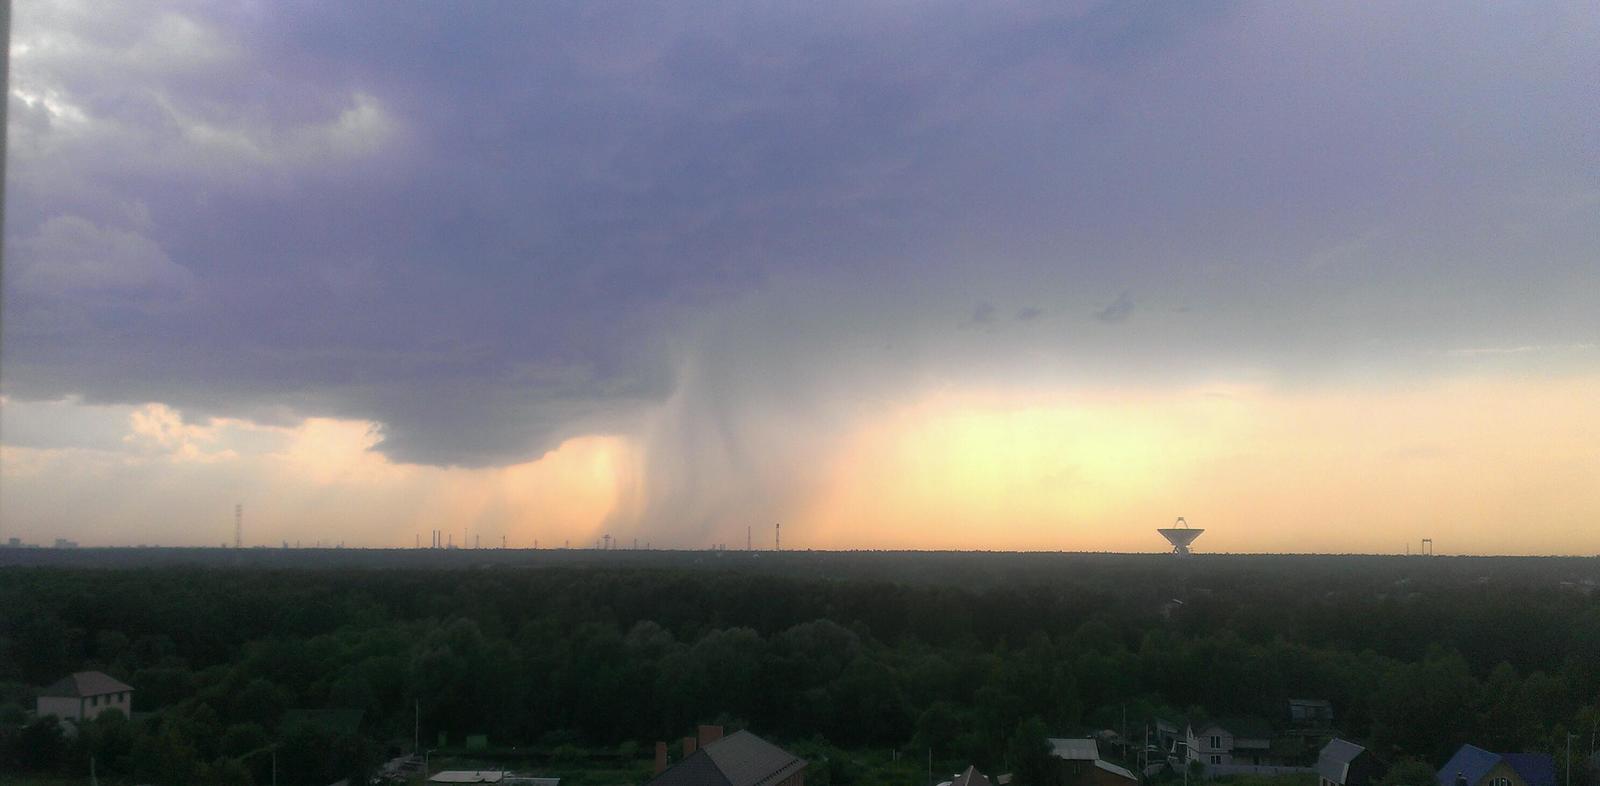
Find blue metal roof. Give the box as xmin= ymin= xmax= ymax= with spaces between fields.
xmin=1437 ymin=745 xmax=1501 ymax=786
xmin=1502 ymin=754 xmax=1556 ymax=786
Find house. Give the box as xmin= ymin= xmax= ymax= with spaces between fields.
xmin=937 ymin=766 xmax=994 ymax=786
xmin=36 ymin=671 xmax=133 ymax=722
xmin=1186 ymin=718 xmax=1275 ymax=766
xmin=1153 ymin=719 xmax=1185 ymax=764
xmin=1288 ymin=700 xmax=1334 ymax=728
xmin=1048 ymin=738 xmax=1138 ymax=786
xmin=1317 ymin=739 xmax=1381 ymax=786
xmin=1436 ymin=746 xmax=1556 ymax=786
xmin=647 ymin=729 xmax=806 ymax=786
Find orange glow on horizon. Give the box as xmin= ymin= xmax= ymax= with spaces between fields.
xmin=796 ymin=375 xmax=1600 ymax=555
xmin=3 ymin=375 xmax=1596 ymax=554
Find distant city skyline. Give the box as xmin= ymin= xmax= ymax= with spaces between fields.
xmin=3 ymin=2 xmax=1597 ymax=554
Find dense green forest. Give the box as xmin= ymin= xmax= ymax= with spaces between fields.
xmin=1 ymin=552 xmax=1597 ymax=785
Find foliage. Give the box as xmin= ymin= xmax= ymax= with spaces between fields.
xmin=1380 ymin=758 xmax=1440 ymax=786
xmin=1 ymin=555 xmax=1597 ymax=784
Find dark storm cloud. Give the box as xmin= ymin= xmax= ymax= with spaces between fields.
xmin=5 ymin=1 xmax=1599 ymax=472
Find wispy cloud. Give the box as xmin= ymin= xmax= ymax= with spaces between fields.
xmin=1094 ymin=291 xmax=1135 ymax=323
xmin=1446 ymin=343 xmax=1597 ymax=357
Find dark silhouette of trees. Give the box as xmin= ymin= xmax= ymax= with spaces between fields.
xmin=2 ymin=555 xmax=1597 ymax=783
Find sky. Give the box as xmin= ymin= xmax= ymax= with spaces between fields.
xmin=2 ymin=1 xmax=1597 ymax=554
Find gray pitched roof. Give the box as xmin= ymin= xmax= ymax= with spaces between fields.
xmin=1317 ymin=739 xmax=1367 ymax=784
xmin=649 ymin=751 xmax=732 ymax=786
xmin=648 ymin=731 xmax=805 ymax=786
xmin=1049 ymin=738 xmax=1100 ymax=761
xmin=39 ymin=671 xmax=133 ymax=698
xmin=1094 ymin=760 xmax=1137 ymax=782
xmin=952 ymin=766 xmax=992 ymax=786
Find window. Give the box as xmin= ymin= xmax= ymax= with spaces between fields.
xmin=91 ymin=695 xmax=99 ymax=706
xmin=1210 ymin=736 xmax=1221 ymax=749
xmin=1490 ymin=779 xmax=1511 ymax=786
xmin=1211 ymin=756 xmax=1222 ymax=765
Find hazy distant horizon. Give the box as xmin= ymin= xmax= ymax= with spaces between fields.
xmin=4 ymin=2 xmax=1597 ymax=554
xmin=3 ymin=537 xmax=1597 ymax=560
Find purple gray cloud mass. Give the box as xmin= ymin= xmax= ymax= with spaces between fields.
xmin=5 ymin=0 xmax=1598 ymax=498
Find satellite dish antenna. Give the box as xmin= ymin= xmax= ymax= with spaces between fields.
xmin=1157 ymin=517 xmax=1205 ymax=555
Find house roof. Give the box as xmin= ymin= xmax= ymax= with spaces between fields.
xmin=429 ymin=772 xmax=504 ymax=784
xmin=1317 ymin=739 xmax=1367 ymax=784
xmin=652 ymin=751 xmax=732 ymax=786
xmin=1094 ymin=760 xmax=1138 ymax=783
xmin=39 ymin=671 xmax=132 ymax=698
xmin=648 ymin=731 xmax=806 ymax=786
xmin=1436 ymin=747 xmax=1555 ymax=786
xmin=1049 ymin=738 xmax=1100 ymax=761
xmin=952 ymin=765 xmax=992 ymax=786
xmin=1502 ymin=754 xmax=1556 ymax=786
xmin=1439 ymin=745 xmax=1502 ymax=786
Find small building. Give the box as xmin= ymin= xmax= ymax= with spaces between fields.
xmin=647 ymin=729 xmax=805 ymax=786
xmin=1318 ymin=739 xmax=1381 ymax=786
xmin=1048 ymin=738 xmax=1138 ymax=786
xmin=1186 ymin=718 xmax=1275 ymax=766
xmin=1288 ymin=700 xmax=1334 ymax=728
xmin=1436 ymin=746 xmax=1556 ymax=786
xmin=36 ymin=671 xmax=133 ymax=722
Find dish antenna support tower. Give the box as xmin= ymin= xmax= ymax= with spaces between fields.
xmin=1157 ymin=517 xmax=1204 ymax=555
xmin=234 ymin=504 xmax=242 ymax=549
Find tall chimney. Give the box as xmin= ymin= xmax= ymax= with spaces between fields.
xmin=654 ymin=742 xmax=669 ymax=775
xmin=698 ymin=725 xmax=724 ymax=746
xmin=683 ymin=737 xmax=698 ymax=757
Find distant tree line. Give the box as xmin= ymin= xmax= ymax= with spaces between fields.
xmin=1 ymin=557 xmax=1597 ymax=784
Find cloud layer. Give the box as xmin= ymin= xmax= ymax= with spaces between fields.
xmin=4 ymin=1 xmax=1599 ymax=548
